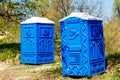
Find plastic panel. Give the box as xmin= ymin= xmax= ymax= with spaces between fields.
xmin=22 ymin=38 xmax=36 ymax=52
xmin=61 ymin=18 xmax=85 ymax=76
xmin=90 ymin=25 xmax=103 ymax=40
xmin=37 ymin=54 xmax=54 ymax=64
xmin=89 ymin=21 xmax=105 ymax=76
xmin=90 ymin=60 xmax=105 ymax=75
xmin=21 ymin=24 xmax=36 ymax=54
xmin=37 ymin=24 xmax=54 ymax=63
xmin=39 ymin=27 xmax=52 ymax=38
xmin=21 ymin=23 xmax=54 ymax=64
xmin=38 ymin=39 xmax=52 ymax=52
xmin=81 ymin=20 xmax=90 ymax=76
xmin=21 ymin=54 xmax=37 ymax=64
xmin=60 ymin=17 xmax=106 ymax=77
xmin=90 ymin=40 xmax=104 ymax=61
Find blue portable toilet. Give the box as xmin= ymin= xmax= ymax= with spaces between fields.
xmin=60 ymin=12 xmax=106 ymax=76
xmin=20 ymin=17 xmax=54 ymax=64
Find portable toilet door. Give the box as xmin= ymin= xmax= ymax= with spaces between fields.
xmin=20 ymin=17 xmax=54 ymax=64
xmin=60 ymin=12 xmax=106 ymax=76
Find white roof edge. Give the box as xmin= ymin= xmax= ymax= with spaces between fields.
xmin=21 ymin=17 xmax=54 ymax=24
xmin=59 ymin=12 xmax=103 ymax=22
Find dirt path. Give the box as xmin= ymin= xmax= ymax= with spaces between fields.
xmin=0 ymin=62 xmax=58 ymax=80
xmin=0 ymin=62 xmax=9 ymax=71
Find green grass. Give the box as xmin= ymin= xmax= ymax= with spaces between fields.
xmin=111 ymin=73 xmax=120 ymax=80
xmin=0 ymin=21 xmax=20 ymax=61
xmin=45 ymin=66 xmax=62 ymax=75
xmin=54 ymin=39 xmax=61 ymax=56
xmin=0 ymin=43 xmax=20 ymax=61
xmin=106 ymin=52 xmax=120 ymax=70
xmin=54 ymin=55 xmax=61 ymax=63
xmin=103 ymin=52 xmax=120 ymax=80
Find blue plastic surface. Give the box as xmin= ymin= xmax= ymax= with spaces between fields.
xmin=20 ymin=23 xmax=54 ymax=64
xmin=60 ymin=17 xmax=106 ymax=76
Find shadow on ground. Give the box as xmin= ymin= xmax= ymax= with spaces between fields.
xmin=0 ymin=43 xmax=20 ymax=61
xmin=106 ymin=52 xmax=120 ymax=67
xmin=0 ymin=43 xmax=20 ymax=51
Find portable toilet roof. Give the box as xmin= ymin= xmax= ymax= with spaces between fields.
xmin=60 ymin=12 xmax=102 ymax=21
xmin=21 ymin=17 xmax=54 ymax=24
